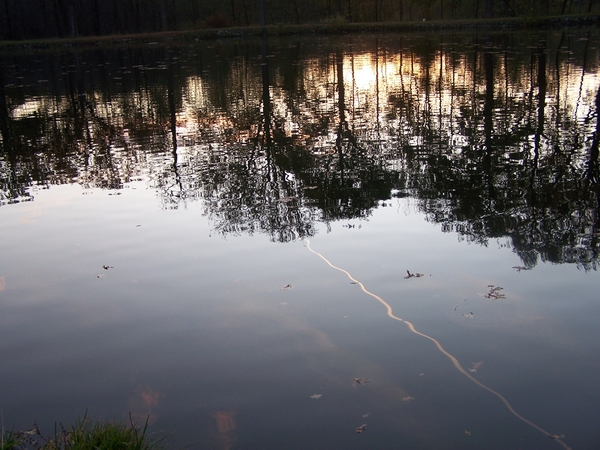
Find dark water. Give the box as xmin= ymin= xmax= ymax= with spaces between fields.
xmin=1 ymin=29 xmax=600 ymax=449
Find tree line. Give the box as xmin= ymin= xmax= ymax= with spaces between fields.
xmin=0 ymin=0 xmax=598 ymax=41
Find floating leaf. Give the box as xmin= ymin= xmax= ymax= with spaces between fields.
xmin=469 ymin=361 xmax=483 ymax=373
xmin=404 ymin=270 xmax=424 ymax=279
xmin=353 ymin=378 xmax=369 ymax=385
xmin=282 ymin=284 xmax=293 ymax=290
xmin=102 ymin=265 xmax=114 ymax=270
xmin=549 ymin=434 xmax=566 ymax=439
xmin=310 ymin=394 xmax=322 ymax=399
xmin=484 ymin=285 xmax=505 ymax=299
xmin=465 ymin=430 xmax=471 ymax=436
xmin=355 ymin=424 xmax=367 ymax=433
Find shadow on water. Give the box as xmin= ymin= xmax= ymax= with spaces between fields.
xmin=0 ymin=30 xmax=599 ymax=268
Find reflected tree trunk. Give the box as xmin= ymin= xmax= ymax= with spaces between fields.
xmin=167 ymin=54 xmax=178 ymax=155
xmin=261 ymin=38 xmax=272 ymax=147
xmin=535 ymin=45 xmax=546 ymax=166
xmin=585 ymin=85 xmax=600 ymax=185
xmin=0 ymin=60 xmax=11 ymax=153
xmin=336 ymin=46 xmax=346 ymax=185
xmin=166 ymin=50 xmax=182 ymax=196
xmin=375 ymin=39 xmax=381 ymax=140
xmin=73 ymin=52 xmax=92 ymax=149
xmin=336 ymin=46 xmax=346 ymax=145
xmin=483 ymin=49 xmax=495 ymax=200
xmin=586 ymin=85 xmax=600 ymax=261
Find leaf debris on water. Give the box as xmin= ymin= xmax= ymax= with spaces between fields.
xmin=465 ymin=430 xmax=471 ymax=436
xmin=282 ymin=284 xmax=293 ymax=290
xmin=404 ymin=270 xmax=424 ymax=279
xmin=102 ymin=265 xmax=114 ymax=270
xmin=402 ymin=396 xmax=415 ymax=402
xmin=353 ymin=378 xmax=369 ymax=385
xmin=355 ymin=424 xmax=367 ymax=433
xmin=549 ymin=434 xmax=566 ymax=439
xmin=362 ymin=412 xmax=369 ymax=418
xmin=484 ymin=285 xmax=505 ymax=299
xmin=310 ymin=394 xmax=322 ymax=399
xmin=469 ymin=361 xmax=483 ymax=373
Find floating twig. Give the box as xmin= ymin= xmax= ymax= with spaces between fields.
xmin=404 ymin=270 xmax=424 ymax=279
xmin=484 ymin=285 xmax=505 ymax=299
xmin=355 ymin=424 xmax=367 ymax=433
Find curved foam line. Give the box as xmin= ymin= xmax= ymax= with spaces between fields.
xmin=298 ymin=235 xmax=571 ymax=450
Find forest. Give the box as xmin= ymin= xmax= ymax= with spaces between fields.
xmin=0 ymin=0 xmax=598 ymax=41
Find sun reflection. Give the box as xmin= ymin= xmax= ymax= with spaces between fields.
xmin=128 ymin=388 xmax=164 ymax=425
xmin=209 ymin=410 xmax=237 ymax=450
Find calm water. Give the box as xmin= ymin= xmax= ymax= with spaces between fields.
xmin=1 ymin=29 xmax=600 ymax=449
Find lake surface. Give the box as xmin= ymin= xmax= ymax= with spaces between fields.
xmin=1 ymin=28 xmax=600 ymax=450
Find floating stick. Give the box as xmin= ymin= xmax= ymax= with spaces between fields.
xmin=296 ymin=234 xmax=571 ymax=450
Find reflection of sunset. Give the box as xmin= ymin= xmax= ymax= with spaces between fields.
xmin=212 ymin=410 xmax=237 ymax=434
xmin=348 ymin=56 xmax=379 ymax=90
xmin=129 ymin=388 xmax=164 ymax=424
xmin=209 ymin=410 xmax=237 ymax=450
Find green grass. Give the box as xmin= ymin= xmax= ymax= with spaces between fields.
xmin=1 ymin=416 xmax=169 ymax=450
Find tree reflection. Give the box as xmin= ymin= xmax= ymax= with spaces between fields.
xmin=1 ymin=31 xmax=599 ymax=266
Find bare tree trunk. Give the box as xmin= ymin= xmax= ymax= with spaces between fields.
xmin=241 ymin=0 xmax=249 ymax=25
xmin=230 ymin=0 xmax=236 ymax=25
xmin=291 ymin=0 xmax=300 ymax=23
xmin=259 ymin=0 xmax=265 ymax=26
xmin=4 ymin=0 xmax=14 ymax=39
xmin=484 ymin=0 xmax=494 ymax=18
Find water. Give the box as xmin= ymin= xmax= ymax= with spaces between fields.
xmin=1 ymin=29 xmax=600 ymax=449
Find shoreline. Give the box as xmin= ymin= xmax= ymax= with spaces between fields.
xmin=0 ymin=13 xmax=598 ymax=52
